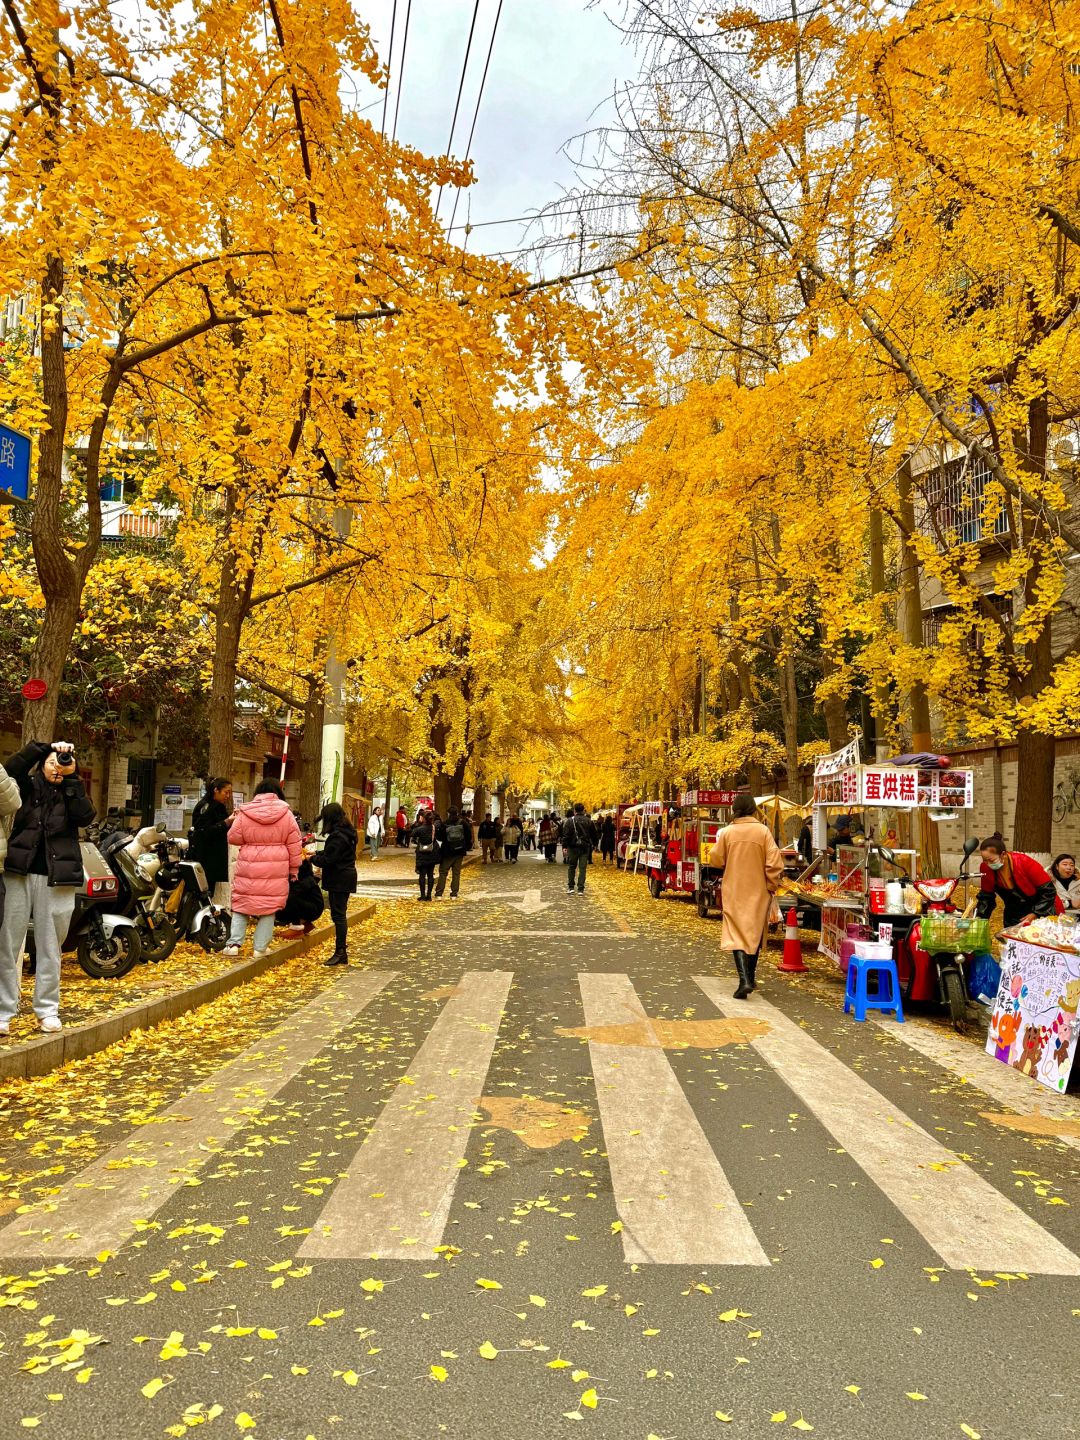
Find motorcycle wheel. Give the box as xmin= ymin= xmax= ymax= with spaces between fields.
xmin=196 ymin=913 xmax=230 ymax=953
xmin=943 ymin=967 xmax=967 ymax=1029
xmin=695 ymin=889 xmax=709 ymax=918
xmin=648 ymin=874 xmax=662 ymax=900
xmin=137 ymin=914 xmax=179 ymax=963
xmin=76 ymin=925 xmax=142 ymax=979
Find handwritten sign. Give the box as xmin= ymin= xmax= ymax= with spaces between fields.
xmin=987 ymin=939 xmax=1080 ymax=1092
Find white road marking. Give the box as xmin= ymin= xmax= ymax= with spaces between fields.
xmin=579 ymin=973 xmax=770 ymax=1267
xmin=0 ymin=969 xmax=396 ymax=1258
xmin=464 ymin=888 xmax=551 ymax=914
xmin=299 ymin=970 xmax=513 ymax=1261
xmin=872 ymin=1015 xmax=1080 ymax=1153
xmin=447 ymin=928 xmax=637 ymax=939
xmin=694 ymin=977 xmax=1080 ymax=1275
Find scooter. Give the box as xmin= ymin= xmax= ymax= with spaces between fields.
xmin=26 ymin=840 xmax=143 ymax=979
xmin=93 ymin=822 xmax=182 ymax=963
xmin=147 ymin=835 xmax=230 ymax=953
xmin=894 ymin=835 xmax=983 ymax=1028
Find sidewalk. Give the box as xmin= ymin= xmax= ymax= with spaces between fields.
xmin=0 ymin=898 xmax=375 ymax=1082
xmin=358 ymin=846 xmax=481 ymax=884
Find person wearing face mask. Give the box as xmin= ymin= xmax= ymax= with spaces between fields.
xmin=974 ymin=833 xmax=1062 ymax=929
xmin=0 ymin=741 xmax=96 ymax=1035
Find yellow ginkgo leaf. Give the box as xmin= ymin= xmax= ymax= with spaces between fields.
xmin=960 ymin=1427 xmax=981 ymax=1439
xmin=791 ymin=1421 xmax=814 ymax=1433
xmin=257 ymin=1328 xmax=277 ymax=1340
xmin=141 ymin=1378 xmax=167 ymax=1400
xmin=478 ymin=1342 xmax=498 ymax=1361
xmin=714 ymin=1413 xmax=733 ymax=1423
xmin=580 ymin=1389 xmax=598 ymax=1410
xmin=529 ymin=1295 xmax=546 ymax=1308
xmin=341 ymin=1370 xmax=360 ymax=1386
xmin=430 ymin=1365 xmax=448 ymax=1383
xmin=235 ymin=1415 xmax=257 ymax=1431
xmin=906 ymin=1393 xmax=928 ymax=1402
xmin=475 ymin=1278 xmax=502 ymax=1290
xmin=581 ymin=1285 xmax=607 ymax=1298
xmin=771 ymin=1412 xmax=788 ymax=1423
xmin=360 ymin=1279 xmax=383 ymax=1293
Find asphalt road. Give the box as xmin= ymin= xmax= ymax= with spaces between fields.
xmin=1 ymin=852 xmax=1079 ymax=1440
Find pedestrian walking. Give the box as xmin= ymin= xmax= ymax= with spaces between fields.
xmin=708 ymin=793 xmax=784 ymax=1000
xmin=538 ymin=812 xmax=558 ymax=864
xmin=224 ymin=778 xmax=301 ymax=958
xmin=599 ymin=815 xmax=616 ymax=865
xmin=561 ymin=803 xmax=596 ymax=895
xmin=523 ymin=818 xmax=536 ymax=851
xmin=311 ymin=802 xmax=358 ymax=966
xmin=477 ymin=812 xmax=496 ymax=863
xmin=394 ymin=805 xmax=409 ymax=848
xmin=435 ymin=808 xmax=473 ymax=898
xmin=504 ymin=813 xmax=523 ymax=863
xmin=493 ymin=815 xmax=505 ymax=864
xmin=0 ymin=740 xmax=95 ymax=1035
xmin=190 ymin=776 xmax=233 ymax=906
xmin=975 ymin=834 xmax=1061 ymax=927
xmin=412 ymin=809 xmax=440 ymax=900
xmin=366 ymin=805 xmax=385 ymax=861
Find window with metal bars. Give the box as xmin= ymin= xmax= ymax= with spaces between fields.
xmin=922 ymin=594 xmax=1013 ymax=650
xmin=918 ymin=454 xmax=1010 ymax=545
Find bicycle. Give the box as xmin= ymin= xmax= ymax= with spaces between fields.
xmin=1052 ymin=766 xmax=1080 ymax=824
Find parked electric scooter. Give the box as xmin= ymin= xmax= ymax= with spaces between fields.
xmin=27 ymin=839 xmax=143 ymax=979
xmin=147 ymin=835 xmax=230 ymax=953
xmin=92 ymin=822 xmax=181 ymax=962
xmin=895 ymin=835 xmax=984 ymax=1028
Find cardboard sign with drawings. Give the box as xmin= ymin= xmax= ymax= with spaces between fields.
xmin=987 ymin=939 xmax=1080 ymax=1092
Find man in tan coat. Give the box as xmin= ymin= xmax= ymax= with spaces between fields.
xmin=709 ymin=794 xmax=785 ymax=999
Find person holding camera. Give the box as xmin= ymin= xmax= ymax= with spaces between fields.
xmin=0 ymin=741 xmax=96 ymax=1035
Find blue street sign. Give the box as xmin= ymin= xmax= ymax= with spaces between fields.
xmin=0 ymin=422 xmax=31 ymax=501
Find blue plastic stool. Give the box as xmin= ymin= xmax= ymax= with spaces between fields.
xmin=844 ymin=955 xmax=905 ymax=1023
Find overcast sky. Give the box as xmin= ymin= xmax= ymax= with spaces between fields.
xmin=354 ymin=1 xmax=639 ymax=258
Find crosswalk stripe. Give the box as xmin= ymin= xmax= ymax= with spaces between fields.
xmin=694 ymin=977 xmax=1080 ymax=1275
xmin=579 ymin=973 xmax=770 ymax=1267
xmin=299 ymin=969 xmax=513 ymax=1261
xmin=0 ymin=969 xmax=396 ymax=1259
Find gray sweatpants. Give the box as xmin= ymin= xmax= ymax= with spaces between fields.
xmin=0 ymin=873 xmax=75 ymax=1025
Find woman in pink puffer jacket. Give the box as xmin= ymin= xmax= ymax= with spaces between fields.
xmin=224 ymin=779 xmax=301 ymax=957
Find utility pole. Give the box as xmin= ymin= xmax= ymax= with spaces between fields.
xmin=319 ymin=502 xmax=352 ymax=807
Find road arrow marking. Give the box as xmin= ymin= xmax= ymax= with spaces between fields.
xmin=464 ymin=888 xmax=551 ymax=915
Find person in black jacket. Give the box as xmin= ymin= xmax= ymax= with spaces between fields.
xmin=412 ymin=809 xmax=440 ymax=900
xmin=561 ymin=803 xmax=596 ymax=895
xmin=434 ymin=807 xmax=473 ymax=899
xmin=0 ymin=740 xmax=96 ymax=1035
xmin=190 ymin=776 xmax=232 ymax=903
xmin=309 ymin=803 xmax=358 ymax=965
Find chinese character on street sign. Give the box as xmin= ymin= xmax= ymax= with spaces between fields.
xmin=0 ymin=422 xmax=31 ymax=501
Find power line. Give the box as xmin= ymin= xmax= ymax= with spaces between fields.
xmin=380 ymin=0 xmax=398 ymax=137
xmin=435 ymin=0 xmax=481 ymax=220
xmin=391 ymin=0 xmax=413 ymax=144
xmin=448 ymin=0 xmax=504 ymax=237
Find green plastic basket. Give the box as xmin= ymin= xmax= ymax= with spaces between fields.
xmin=919 ymin=912 xmax=990 ymax=955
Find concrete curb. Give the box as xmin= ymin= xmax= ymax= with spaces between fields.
xmin=0 ymin=903 xmax=376 ymax=1084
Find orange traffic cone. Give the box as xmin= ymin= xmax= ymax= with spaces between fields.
xmin=777 ymin=906 xmax=808 ymax=973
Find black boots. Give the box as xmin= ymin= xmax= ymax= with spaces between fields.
xmin=732 ymin=950 xmax=752 ymax=1000
xmin=746 ymin=952 xmax=759 ymax=993
xmin=324 ymin=951 xmax=348 ymax=968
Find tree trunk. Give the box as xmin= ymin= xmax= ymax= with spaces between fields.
xmin=449 ymin=757 xmax=466 ymax=813
xmin=297 ymin=675 xmax=325 ymax=824
xmin=1012 ymin=396 xmax=1054 ymax=854
xmin=209 ymin=555 xmax=244 ymax=778
xmin=434 ymin=772 xmax=452 ymax=818
xmin=896 ymin=457 xmax=932 ymax=751
xmin=867 ymin=507 xmax=892 ymax=759
xmin=472 ymin=784 xmax=487 ymax=822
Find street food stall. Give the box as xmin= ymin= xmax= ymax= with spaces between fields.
xmin=782 ymin=741 xmax=975 ymax=971
xmin=632 ymin=790 xmax=739 ymax=915
xmin=988 ymin=920 xmax=1080 ymax=1093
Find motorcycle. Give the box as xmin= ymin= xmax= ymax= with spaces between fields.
xmin=93 ymin=822 xmax=182 ymax=963
xmin=27 ymin=840 xmax=143 ymax=979
xmin=894 ymin=835 xmax=984 ymax=1028
xmin=147 ymin=835 xmax=230 ymax=954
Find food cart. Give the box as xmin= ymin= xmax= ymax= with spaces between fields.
xmin=784 ymin=742 xmax=974 ymax=971
xmin=637 ymin=790 xmax=739 ymax=914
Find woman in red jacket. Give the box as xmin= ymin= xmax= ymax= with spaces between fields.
xmin=974 ymin=834 xmax=1062 ymax=928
